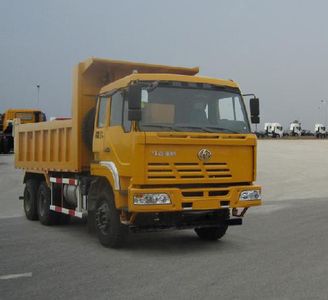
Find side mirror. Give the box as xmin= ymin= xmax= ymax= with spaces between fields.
xmin=250 ymin=97 xmax=260 ymax=124
xmin=127 ymin=84 xmax=142 ymax=121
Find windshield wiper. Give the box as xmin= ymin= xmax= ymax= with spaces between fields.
xmin=174 ymin=125 xmax=215 ymax=133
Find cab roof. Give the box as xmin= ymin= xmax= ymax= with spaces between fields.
xmin=100 ymin=73 xmax=240 ymax=94
xmin=4 ymin=109 xmax=41 ymax=113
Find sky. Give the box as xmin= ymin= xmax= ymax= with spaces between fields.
xmin=0 ymin=0 xmax=328 ymax=130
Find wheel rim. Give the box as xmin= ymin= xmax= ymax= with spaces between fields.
xmin=95 ymin=201 xmax=110 ymax=235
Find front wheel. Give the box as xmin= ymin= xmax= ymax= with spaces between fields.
xmin=95 ymin=188 xmax=128 ymax=248
xmin=195 ymin=224 xmax=228 ymax=241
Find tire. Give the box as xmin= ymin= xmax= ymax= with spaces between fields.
xmin=2 ymin=138 xmax=9 ymax=154
xmin=195 ymin=224 xmax=228 ymax=241
xmin=82 ymin=107 xmax=96 ymax=152
xmin=24 ymin=179 xmax=39 ymax=220
xmin=95 ymin=187 xmax=128 ymax=248
xmin=9 ymin=136 xmax=14 ymax=152
xmin=0 ymin=138 xmax=3 ymax=153
xmin=37 ymin=182 xmax=59 ymax=225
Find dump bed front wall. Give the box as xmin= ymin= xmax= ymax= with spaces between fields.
xmin=15 ymin=120 xmax=78 ymax=172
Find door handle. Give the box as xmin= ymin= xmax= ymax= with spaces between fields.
xmin=104 ymin=147 xmax=110 ymax=152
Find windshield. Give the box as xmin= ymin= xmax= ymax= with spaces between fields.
xmin=138 ymin=82 xmax=250 ymax=133
xmin=15 ymin=112 xmax=33 ymax=121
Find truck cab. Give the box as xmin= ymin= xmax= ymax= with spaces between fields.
xmin=289 ymin=123 xmax=302 ymax=136
xmin=314 ymin=123 xmax=326 ymax=138
xmin=87 ymin=67 xmax=261 ymax=245
xmin=0 ymin=109 xmax=45 ymax=154
xmin=264 ymin=122 xmax=283 ymax=138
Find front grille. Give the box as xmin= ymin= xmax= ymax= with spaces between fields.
xmin=147 ymin=162 xmax=232 ymax=180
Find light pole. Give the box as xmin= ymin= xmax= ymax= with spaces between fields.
xmin=320 ymin=100 xmax=327 ymax=126
xmin=37 ymin=84 xmax=40 ymax=107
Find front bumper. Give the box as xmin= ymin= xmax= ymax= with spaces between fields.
xmin=128 ymin=184 xmax=262 ymax=212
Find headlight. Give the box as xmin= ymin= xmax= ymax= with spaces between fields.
xmin=133 ymin=193 xmax=171 ymax=205
xmin=239 ymin=190 xmax=261 ymax=201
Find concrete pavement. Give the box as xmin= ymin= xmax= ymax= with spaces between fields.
xmin=1 ymin=140 xmax=328 ymax=299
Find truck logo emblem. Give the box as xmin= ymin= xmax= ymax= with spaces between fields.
xmin=198 ymin=149 xmax=211 ymax=161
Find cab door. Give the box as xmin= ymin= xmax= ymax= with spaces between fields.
xmin=101 ymin=91 xmax=134 ymax=176
xmin=93 ymin=96 xmax=110 ymax=156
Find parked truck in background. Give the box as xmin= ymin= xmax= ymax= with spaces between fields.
xmin=0 ymin=109 xmax=45 ymax=154
xmin=15 ymin=58 xmax=262 ymax=248
xmin=264 ymin=122 xmax=283 ymax=138
xmin=314 ymin=124 xmax=326 ymax=138
xmin=290 ymin=122 xmax=302 ymax=136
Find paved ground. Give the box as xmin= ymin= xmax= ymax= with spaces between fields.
xmin=1 ymin=140 xmax=328 ymax=300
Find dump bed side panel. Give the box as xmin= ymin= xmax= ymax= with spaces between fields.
xmin=15 ymin=120 xmax=79 ymax=172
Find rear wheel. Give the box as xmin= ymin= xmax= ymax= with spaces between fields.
xmin=24 ymin=179 xmax=39 ymax=220
xmin=2 ymin=138 xmax=9 ymax=154
xmin=95 ymin=187 xmax=128 ymax=248
xmin=195 ymin=224 xmax=228 ymax=241
xmin=8 ymin=136 xmax=14 ymax=152
xmin=37 ymin=182 xmax=59 ymax=225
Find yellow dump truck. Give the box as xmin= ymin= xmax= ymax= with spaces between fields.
xmin=0 ymin=109 xmax=45 ymax=154
xmin=15 ymin=58 xmax=262 ymax=248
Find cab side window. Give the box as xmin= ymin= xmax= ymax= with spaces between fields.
xmin=123 ymin=98 xmax=131 ymax=132
xmin=110 ymin=92 xmax=123 ymax=126
xmin=97 ymin=96 xmax=109 ymax=128
xmin=110 ymin=92 xmax=131 ymax=132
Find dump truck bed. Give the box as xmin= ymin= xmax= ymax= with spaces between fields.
xmin=15 ymin=120 xmax=79 ymax=172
